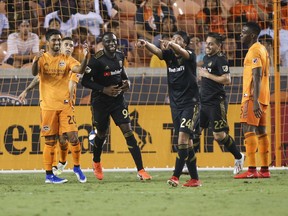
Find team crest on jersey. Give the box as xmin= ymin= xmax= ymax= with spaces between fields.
xmin=85 ymin=66 xmax=91 ymax=73
xmin=119 ymin=60 xmax=123 ymax=67
xmin=59 ymin=60 xmax=66 ymax=67
xmin=208 ymin=61 xmax=212 ymax=67
xmin=222 ymin=65 xmax=229 ymax=72
xmin=253 ymin=58 xmax=259 ymax=64
xmin=44 ymin=63 xmax=49 ymax=71
xmin=42 ymin=125 xmax=50 ymax=131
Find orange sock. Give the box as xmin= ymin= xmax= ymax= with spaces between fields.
xmin=52 ymin=145 xmax=58 ymax=167
xmin=70 ymin=142 xmax=81 ymax=166
xmin=59 ymin=141 xmax=69 ymax=163
xmin=258 ymin=133 xmax=269 ymax=167
xmin=43 ymin=144 xmax=56 ymax=171
xmin=244 ymin=132 xmax=258 ymax=167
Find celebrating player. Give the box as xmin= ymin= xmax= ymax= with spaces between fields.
xmin=136 ymin=31 xmax=201 ymax=187
xmin=81 ymin=32 xmax=152 ymax=181
xmin=198 ymin=32 xmax=245 ymax=175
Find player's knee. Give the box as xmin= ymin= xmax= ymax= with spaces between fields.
xmin=45 ymin=136 xmax=57 ymax=146
xmin=213 ymin=131 xmax=226 ymax=142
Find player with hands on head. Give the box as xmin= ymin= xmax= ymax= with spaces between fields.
xmin=198 ymin=32 xmax=245 ymax=176
xmin=136 ymin=31 xmax=201 ymax=187
xmin=81 ymin=31 xmax=152 ymax=181
xmin=32 ymin=29 xmax=89 ymax=184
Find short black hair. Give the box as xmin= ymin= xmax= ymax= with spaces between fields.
xmin=62 ymin=37 xmax=73 ymax=42
xmin=173 ymin=31 xmax=190 ymax=46
xmin=207 ymin=32 xmax=225 ymax=45
xmin=245 ymin=22 xmax=261 ymax=37
xmin=102 ymin=31 xmax=116 ymax=41
xmin=45 ymin=29 xmax=62 ymax=41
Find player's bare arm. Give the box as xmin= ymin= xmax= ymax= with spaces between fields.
xmin=32 ymin=49 xmax=45 ymax=76
xmin=198 ymin=68 xmax=231 ymax=85
xmin=71 ymin=43 xmax=90 ymax=74
xmin=252 ymin=67 xmax=263 ymax=118
xmin=136 ymin=39 xmax=163 ymax=59
xmin=18 ymin=76 xmax=40 ymax=103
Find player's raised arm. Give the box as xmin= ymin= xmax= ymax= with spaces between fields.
xmin=164 ymin=40 xmax=190 ymax=60
xmin=136 ymin=39 xmax=163 ymax=60
xmin=71 ymin=43 xmax=90 ymax=74
xmin=32 ymin=49 xmax=45 ymax=76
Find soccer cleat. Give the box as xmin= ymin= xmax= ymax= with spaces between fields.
xmin=167 ymin=176 xmax=179 ymax=187
xmin=89 ymin=130 xmax=97 ymax=146
xmin=52 ymin=166 xmax=62 ymax=176
xmin=182 ymin=179 xmax=202 ymax=187
xmin=233 ymin=152 xmax=245 ymax=175
xmin=73 ymin=166 xmax=87 ymax=183
xmin=45 ymin=174 xmax=68 ymax=184
xmin=181 ymin=164 xmax=189 ymax=175
xmin=137 ymin=169 xmax=152 ymax=180
xmin=234 ymin=170 xmax=259 ymax=179
xmin=92 ymin=162 xmax=103 ymax=180
xmin=258 ymin=170 xmax=271 ymax=178
xmin=56 ymin=161 xmax=68 ymax=175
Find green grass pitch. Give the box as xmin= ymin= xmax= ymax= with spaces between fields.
xmin=1 ymin=170 xmax=288 ymax=216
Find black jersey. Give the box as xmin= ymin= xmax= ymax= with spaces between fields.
xmin=82 ymin=50 xmax=127 ymax=103
xmin=200 ymin=52 xmax=229 ymax=103
xmin=162 ymin=49 xmax=199 ymax=109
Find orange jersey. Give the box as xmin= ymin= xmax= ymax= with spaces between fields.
xmin=242 ymin=42 xmax=270 ymax=105
xmin=37 ymin=52 xmax=80 ymax=110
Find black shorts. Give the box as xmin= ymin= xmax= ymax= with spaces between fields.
xmin=200 ymin=98 xmax=229 ymax=132
xmin=171 ymin=103 xmax=198 ymax=135
xmin=91 ymin=99 xmax=130 ymax=131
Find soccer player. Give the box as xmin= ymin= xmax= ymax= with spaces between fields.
xmin=19 ymin=37 xmax=81 ymax=176
xmin=81 ymin=32 xmax=152 ymax=181
xmin=136 ymin=31 xmax=201 ymax=187
xmin=234 ymin=22 xmax=271 ymax=179
xmin=32 ymin=29 xmax=89 ymax=184
xmin=198 ymin=32 xmax=244 ymax=175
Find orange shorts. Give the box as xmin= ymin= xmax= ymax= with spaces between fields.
xmin=40 ymin=105 xmax=78 ymax=137
xmin=240 ymin=100 xmax=268 ymax=126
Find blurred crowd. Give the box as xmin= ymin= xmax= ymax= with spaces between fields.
xmin=0 ymin=0 xmax=287 ymax=68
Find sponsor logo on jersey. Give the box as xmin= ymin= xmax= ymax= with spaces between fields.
xmin=222 ymin=65 xmax=229 ymax=72
xmin=168 ymin=65 xmax=185 ymax=73
xmin=103 ymin=69 xmax=122 ymax=76
xmin=252 ymin=58 xmax=258 ymax=64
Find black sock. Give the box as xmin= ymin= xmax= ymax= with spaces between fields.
xmin=173 ymin=144 xmax=188 ymax=178
xmin=93 ymin=136 xmax=106 ymax=163
xmin=193 ymin=137 xmax=200 ymax=153
xmin=219 ymin=134 xmax=242 ymax=159
xmin=126 ymin=135 xmax=143 ymax=171
xmin=186 ymin=147 xmax=199 ymax=180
